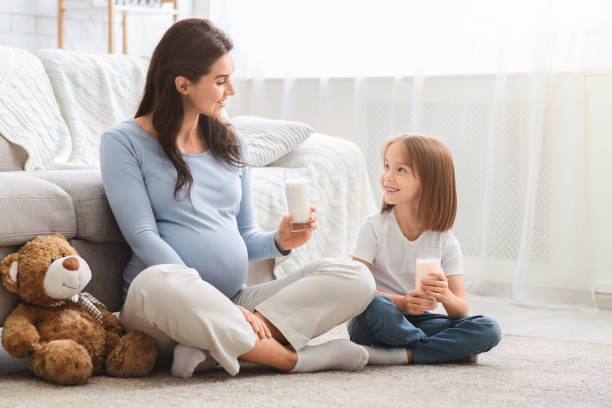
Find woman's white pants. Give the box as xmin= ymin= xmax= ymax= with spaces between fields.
xmin=120 ymin=258 xmax=375 ymax=375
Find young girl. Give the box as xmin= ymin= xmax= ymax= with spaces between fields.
xmin=349 ymin=135 xmax=501 ymax=365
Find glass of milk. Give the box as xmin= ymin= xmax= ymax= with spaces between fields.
xmin=284 ymin=168 xmax=311 ymax=232
xmin=415 ymin=247 xmax=442 ymax=307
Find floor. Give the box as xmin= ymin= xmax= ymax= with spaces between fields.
xmin=2 ymin=293 xmax=611 ymax=375
xmin=468 ymin=293 xmax=612 ymax=344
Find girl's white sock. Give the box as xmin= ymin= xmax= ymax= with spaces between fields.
xmin=363 ymin=346 xmax=409 ymax=365
xmin=290 ymin=339 xmax=368 ymax=373
xmin=171 ymin=343 xmax=217 ymax=378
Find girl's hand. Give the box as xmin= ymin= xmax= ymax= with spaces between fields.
xmin=274 ymin=207 xmax=317 ymax=252
xmin=420 ymin=270 xmax=452 ymax=304
xmin=399 ymin=289 xmax=437 ymax=314
xmin=237 ymin=305 xmax=271 ymax=339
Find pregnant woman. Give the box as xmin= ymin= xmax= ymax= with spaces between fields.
xmin=100 ymin=18 xmax=375 ymax=378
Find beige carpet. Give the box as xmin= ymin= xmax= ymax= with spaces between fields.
xmin=1 ymin=334 xmax=611 ymax=408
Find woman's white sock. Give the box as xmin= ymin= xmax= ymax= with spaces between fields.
xmin=290 ymin=339 xmax=369 ymax=373
xmin=363 ymin=346 xmax=409 ymax=365
xmin=171 ymin=343 xmax=217 ymax=378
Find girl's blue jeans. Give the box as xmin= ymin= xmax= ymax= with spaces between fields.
xmin=348 ymin=294 xmax=502 ymax=363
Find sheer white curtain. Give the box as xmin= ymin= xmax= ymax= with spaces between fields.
xmin=207 ymin=0 xmax=612 ymax=311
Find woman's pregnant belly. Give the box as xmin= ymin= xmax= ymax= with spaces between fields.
xmin=160 ymin=223 xmax=248 ymax=298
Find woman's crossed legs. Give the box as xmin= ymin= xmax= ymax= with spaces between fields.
xmin=121 ymin=259 xmax=376 ymax=377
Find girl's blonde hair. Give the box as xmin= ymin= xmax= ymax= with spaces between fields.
xmin=381 ymin=135 xmax=457 ymax=232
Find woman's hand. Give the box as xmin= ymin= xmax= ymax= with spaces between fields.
xmin=396 ymin=289 xmax=437 ymax=314
xmin=420 ymin=270 xmax=452 ymax=304
xmin=237 ymin=306 xmax=271 ymax=339
xmin=274 ymin=206 xmax=317 ymax=252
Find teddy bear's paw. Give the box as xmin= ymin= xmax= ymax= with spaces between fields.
xmin=106 ymin=331 xmax=157 ymax=377
xmin=30 ymin=339 xmax=93 ymax=385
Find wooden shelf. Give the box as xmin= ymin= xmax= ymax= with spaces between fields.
xmin=58 ymin=0 xmax=179 ymax=54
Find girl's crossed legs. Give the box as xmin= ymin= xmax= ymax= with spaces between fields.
xmin=348 ymin=294 xmax=501 ymax=364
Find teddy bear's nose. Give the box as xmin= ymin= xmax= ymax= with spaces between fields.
xmin=62 ymin=257 xmax=79 ymax=271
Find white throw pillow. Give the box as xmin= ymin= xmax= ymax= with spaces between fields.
xmin=231 ymin=116 xmax=314 ymax=167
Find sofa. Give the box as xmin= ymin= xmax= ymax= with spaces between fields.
xmin=0 ymin=46 xmax=376 ymax=327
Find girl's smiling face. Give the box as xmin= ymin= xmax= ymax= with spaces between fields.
xmin=380 ymin=141 xmax=422 ymax=206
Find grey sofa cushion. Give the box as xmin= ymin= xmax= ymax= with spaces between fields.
xmin=68 ymin=239 xmax=131 ymax=313
xmin=0 ymin=173 xmax=75 ymax=246
xmin=28 ymin=170 xmax=124 ymax=243
xmin=0 ymin=135 xmax=27 ymax=171
xmin=0 ymin=246 xmax=20 ymax=325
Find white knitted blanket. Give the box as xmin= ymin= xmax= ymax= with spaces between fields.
xmin=0 ymin=47 xmax=374 ymax=268
xmin=250 ymin=133 xmax=377 ymax=278
xmin=0 ymin=47 xmax=72 ymax=170
xmin=35 ymin=49 xmax=149 ymax=167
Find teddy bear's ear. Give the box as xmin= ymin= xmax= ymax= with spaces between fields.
xmin=54 ymin=233 xmax=67 ymax=241
xmin=1 ymin=253 xmax=20 ymax=293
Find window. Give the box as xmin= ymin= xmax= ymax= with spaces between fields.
xmin=209 ymin=0 xmax=612 ymax=78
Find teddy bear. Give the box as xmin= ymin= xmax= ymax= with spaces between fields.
xmin=0 ymin=234 xmax=157 ymax=385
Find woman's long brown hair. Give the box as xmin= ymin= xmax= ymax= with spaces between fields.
xmin=136 ymin=18 xmax=243 ymax=203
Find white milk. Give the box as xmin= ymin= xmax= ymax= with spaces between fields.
xmin=415 ymin=258 xmax=441 ymax=306
xmin=285 ymin=178 xmax=311 ymax=224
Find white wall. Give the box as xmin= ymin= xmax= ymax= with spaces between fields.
xmin=0 ymin=0 xmax=194 ymax=56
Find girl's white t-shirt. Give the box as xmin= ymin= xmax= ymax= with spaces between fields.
xmin=350 ymin=210 xmax=463 ymax=296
